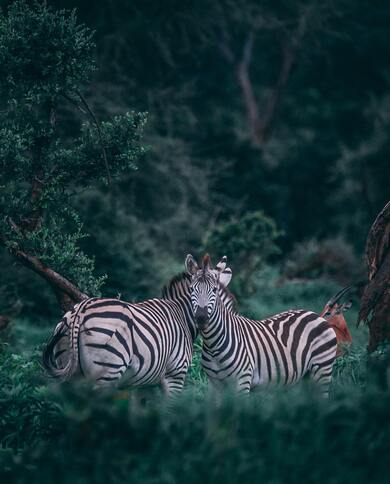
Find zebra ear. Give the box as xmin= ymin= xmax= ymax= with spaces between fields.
xmin=215 ymin=256 xmax=231 ymax=286
xmin=215 ymin=255 xmax=227 ymax=272
xmin=215 ymin=255 xmax=232 ymax=287
xmin=185 ymin=254 xmax=198 ymax=275
xmin=202 ymin=253 xmax=211 ymax=271
xmin=219 ymin=267 xmax=232 ymax=287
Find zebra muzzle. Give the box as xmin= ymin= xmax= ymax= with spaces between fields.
xmin=194 ymin=307 xmax=209 ymax=328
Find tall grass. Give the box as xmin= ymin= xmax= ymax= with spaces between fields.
xmin=0 ymin=275 xmax=387 ymax=483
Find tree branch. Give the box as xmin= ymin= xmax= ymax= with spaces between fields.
xmin=256 ymin=6 xmax=312 ymax=144
xmin=12 ymin=247 xmax=88 ymax=311
xmin=24 ymin=101 xmax=57 ymax=232
xmin=236 ymin=33 xmax=259 ymax=135
xmin=77 ymin=91 xmax=112 ymax=185
xmin=232 ymin=6 xmax=313 ymax=148
xmin=2 ymin=218 xmax=89 ymax=312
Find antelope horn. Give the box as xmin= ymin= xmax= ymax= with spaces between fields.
xmin=326 ymin=285 xmax=354 ymax=307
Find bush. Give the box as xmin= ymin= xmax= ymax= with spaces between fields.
xmin=0 ymin=295 xmax=383 ymax=484
xmin=1 ymin=370 xmax=390 ymax=484
xmin=0 ymin=343 xmax=58 ymax=450
xmin=240 ymin=265 xmax=342 ymax=318
xmin=203 ymin=211 xmax=281 ymax=296
xmin=284 ymin=238 xmax=364 ymax=284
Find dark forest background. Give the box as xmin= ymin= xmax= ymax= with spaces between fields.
xmin=0 ymin=3 xmax=389 ymax=482
xmin=1 ymin=0 xmax=389 ymax=317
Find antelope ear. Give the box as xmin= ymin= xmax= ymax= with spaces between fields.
xmin=185 ymin=254 xmax=198 ymax=275
xmin=342 ymin=301 xmax=352 ymax=312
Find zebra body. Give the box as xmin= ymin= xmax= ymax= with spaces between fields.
xmin=185 ymin=254 xmax=337 ymax=396
xmin=44 ymin=291 xmax=196 ymax=395
xmin=201 ymin=303 xmax=337 ymax=395
xmin=43 ymin=273 xmax=235 ymax=395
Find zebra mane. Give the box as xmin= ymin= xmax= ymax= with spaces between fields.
xmin=161 ymin=272 xmax=188 ymax=298
xmin=162 ymin=271 xmax=238 ymax=311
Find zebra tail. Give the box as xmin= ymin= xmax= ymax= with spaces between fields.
xmin=43 ymin=300 xmax=88 ymax=380
xmin=42 ymin=328 xmax=71 ymax=379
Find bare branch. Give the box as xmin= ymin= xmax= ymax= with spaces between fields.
xmin=77 ymin=91 xmax=112 ymax=185
xmin=219 ymin=40 xmax=235 ymax=64
xmin=236 ymin=33 xmax=259 ymax=136
xmin=62 ymin=91 xmax=87 ymax=115
xmin=11 ymin=247 xmax=88 ymax=311
xmin=227 ymin=5 xmax=314 ymax=148
xmin=3 ymin=218 xmax=89 ymax=312
xmin=255 ymin=5 xmax=313 ymax=145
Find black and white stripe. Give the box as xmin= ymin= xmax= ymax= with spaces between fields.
xmin=185 ymin=254 xmax=337 ymax=397
xmin=43 ymin=273 xmax=236 ymax=396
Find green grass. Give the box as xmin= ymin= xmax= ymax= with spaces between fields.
xmin=0 ymin=275 xmax=388 ymax=483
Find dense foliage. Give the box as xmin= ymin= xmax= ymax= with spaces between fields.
xmin=0 ymin=2 xmax=388 ymax=481
xmin=0 ymin=302 xmax=387 ymax=484
xmin=1 ymin=0 xmax=388 ymax=316
xmin=0 ymin=1 xmax=146 ymax=306
xmin=204 ymin=211 xmax=281 ymax=295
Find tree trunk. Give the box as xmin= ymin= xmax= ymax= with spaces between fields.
xmin=367 ymin=287 xmax=390 ymax=352
xmin=0 ymin=315 xmax=11 ymax=331
xmin=358 ymin=200 xmax=390 ymax=351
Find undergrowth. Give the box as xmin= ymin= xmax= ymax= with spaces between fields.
xmin=0 ymin=276 xmax=387 ymax=483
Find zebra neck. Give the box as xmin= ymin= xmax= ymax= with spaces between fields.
xmin=161 ymin=274 xmax=197 ymax=340
xmin=173 ymin=294 xmax=198 ymax=341
xmin=183 ymin=297 xmax=198 ymax=341
xmin=201 ymin=299 xmax=233 ymax=353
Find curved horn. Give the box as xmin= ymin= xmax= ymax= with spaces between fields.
xmin=326 ymin=285 xmax=354 ymax=307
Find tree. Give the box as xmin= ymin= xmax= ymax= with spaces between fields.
xmin=53 ymin=0 xmax=390 ymax=257
xmin=0 ymin=1 xmax=146 ymax=311
xmin=358 ymin=200 xmax=390 ymax=351
xmin=203 ymin=211 xmax=281 ymax=296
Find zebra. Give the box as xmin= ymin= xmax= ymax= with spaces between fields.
xmin=185 ymin=253 xmax=338 ymax=397
xmin=43 ymin=272 xmax=236 ymax=396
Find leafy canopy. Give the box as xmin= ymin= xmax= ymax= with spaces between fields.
xmin=204 ymin=211 xmax=281 ymax=295
xmin=0 ymin=1 xmax=146 ymax=296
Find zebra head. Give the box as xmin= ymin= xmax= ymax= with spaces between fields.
xmin=185 ymin=253 xmax=232 ymax=329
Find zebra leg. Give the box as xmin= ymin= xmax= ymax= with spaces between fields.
xmin=309 ymin=361 xmax=335 ymax=398
xmin=206 ymin=377 xmax=227 ymax=406
xmin=161 ymin=373 xmax=186 ymax=398
xmin=237 ymin=371 xmax=253 ymax=394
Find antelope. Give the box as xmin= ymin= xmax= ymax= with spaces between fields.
xmin=320 ymin=286 xmax=353 ymax=357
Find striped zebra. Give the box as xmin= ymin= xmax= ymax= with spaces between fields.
xmin=43 ymin=272 xmax=235 ymax=396
xmin=185 ymin=253 xmax=338 ymax=397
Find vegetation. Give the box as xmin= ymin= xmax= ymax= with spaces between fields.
xmin=204 ymin=211 xmax=281 ymax=295
xmin=1 ymin=0 xmax=389 ymax=318
xmin=0 ymin=0 xmax=146 ymax=311
xmin=0 ymin=281 xmax=386 ymax=484
xmin=0 ymin=1 xmax=389 ymax=482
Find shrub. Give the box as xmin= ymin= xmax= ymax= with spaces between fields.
xmin=203 ymin=211 xmax=281 ymax=296
xmin=1 ymin=375 xmax=390 ymax=484
xmin=284 ymin=237 xmax=364 ymax=284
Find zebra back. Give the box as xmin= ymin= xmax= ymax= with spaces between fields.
xmin=43 ymin=272 xmax=238 ymax=385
